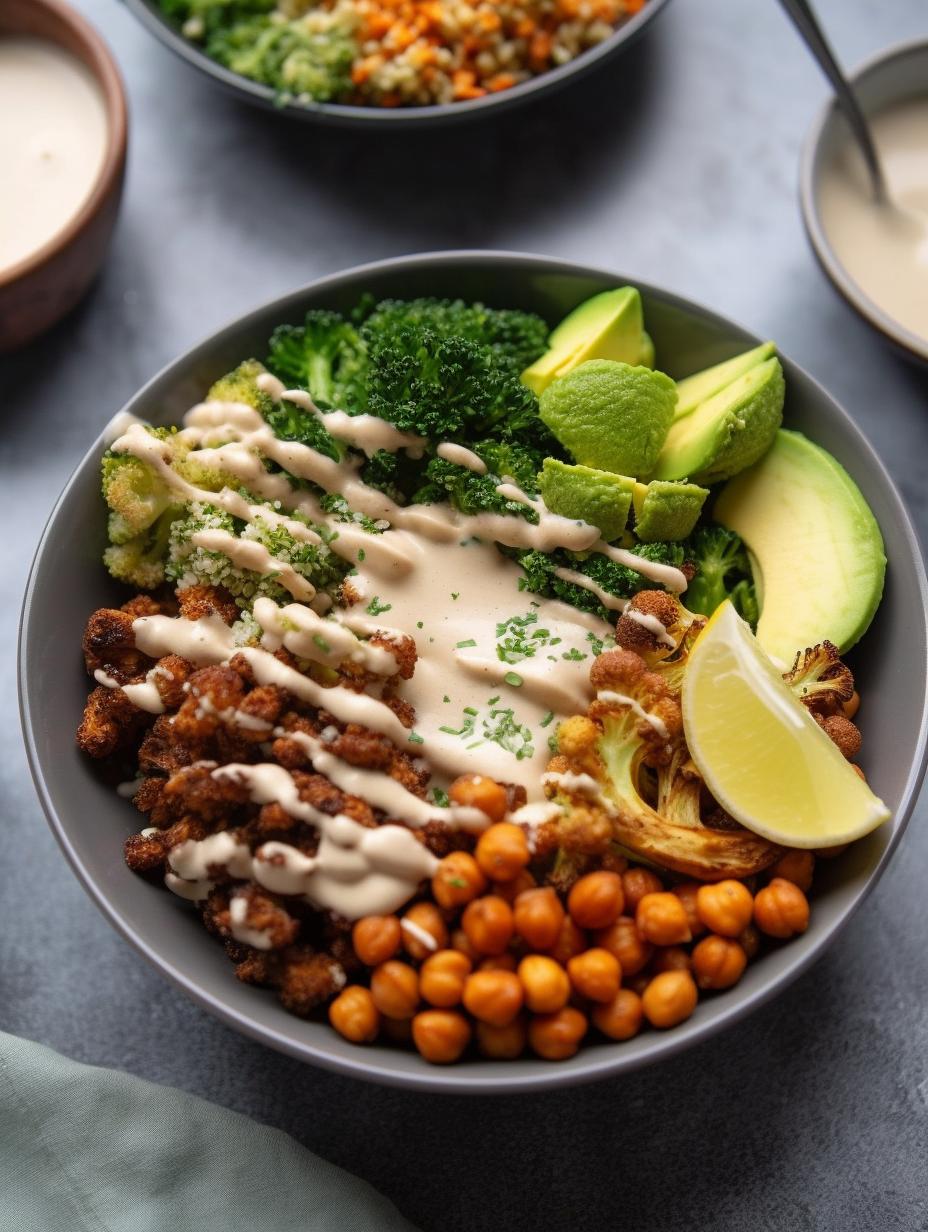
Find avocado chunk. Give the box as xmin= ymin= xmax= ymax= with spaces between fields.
xmin=638 ymin=330 xmax=655 ymax=369
xmin=651 ymin=357 xmax=784 ymax=485
xmin=538 ymin=458 xmax=635 ymax=541
xmin=714 ymin=430 xmax=886 ymax=662
xmin=674 ymin=341 xmax=776 ymax=421
xmin=632 ymin=479 xmax=709 ymax=543
xmin=539 ymin=360 xmax=677 ymax=478
xmin=522 ymin=288 xmax=651 ymax=395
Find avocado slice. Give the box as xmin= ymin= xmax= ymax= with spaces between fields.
xmin=632 ymin=479 xmax=709 ymax=543
xmin=714 ymin=430 xmax=886 ymax=662
xmin=674 ymin=342 xmax=775 ymax=421
xmin=539 ymin=359 xmax=677 ymax=478
xmin=651 ymin=357 xmax=784 ymax=485
xmin=639 ymin=331 xmax=655 ymax=369
xmin=538 ymin=458 xmax=635 ymax=541
xmin=522 ymin=288 xmax=650 ymax=395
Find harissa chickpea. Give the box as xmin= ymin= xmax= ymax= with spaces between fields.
xmin=449 ymin=774 xmax=508 ymax=822
xmin=696 ymin=880 xmax=754 ymax=937
xmin=635 ymin=892 xmax=693 ymax=946
xmin=595 ymin=916 xmax=653 ymax=976
xmin=548 ymin=915 xmax=589 ymax=965
xmin=412 ymin=1010 xmax=472 ymax=1063
xmin=592 ymin=988 xmax=644 ymax=1041
xmin=492 ymin=867 xmax=537 ymax=903
xmin=352 ymin=915 xmax=402 ymax=967
xmin=463 ymin=969 xmax=524 ymax=1027
xmin=568 ymin=871 xmax=625 ymax=930
xmin=650 ymin=945 xmax=692 ymax=974
xmin=462 ymin=895 xmax=514 ymax=955
xmin=754 ymin=878 xmax=810 ymax=938
xmin=420 ymin=949 xmax=472 ymax=1007
xmin=476 ymin=1016 xmax=527 ymax=1059
xmin=671 ymin=883 xmax=707 ymax=938
xmin=513 ymin=886 xmax=565 ymax=950
xmin=567 ymin=948 xmax=621 ymax=1002
xmin=641 ymin=970 xmax=699 ymax=1029
xmin=622 ymin=867 xmax=664 ymax=913
xmin=329 ymin=986 xmax=380 ymax=1044
xmin=370 ymin=960 xmax=420 ymax=1020
xmin=769 ymin=850 xmax=815 ymax=893
xmin=518 ymin=955 xmax=571 ymax=1013
xmin=475 ymin=822 xmax=530 ymax=882
xmin=528 ymin=1007 xmax=588 ymax=1060
xmin=402 ymin=902 xmax=448 ymax=959
xmin=431 ymin=850 xmax=487 ymax=910
xmin=692 ymin=935 xmax=748 ymax=990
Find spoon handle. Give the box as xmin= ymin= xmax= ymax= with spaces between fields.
xmin=777 ymin=0 xmax=886 ymax=202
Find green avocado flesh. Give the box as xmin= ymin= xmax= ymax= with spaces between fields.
xmin=674 ymin=341 xmax=775 ymax=421
xmin=539 ymin=360 xmax=677 ymax=478
xmin=632 ymin=479 xmax=709 ymax=543
xmin=714 ymin=430 xmax=886 ymax=663
xmin=651 ymin=357 xmax=784 ymax=485
xmin=538 ymin=459 xmax=635 ymax=541
xmin=522 ymin=288 xmax=650 ymax=395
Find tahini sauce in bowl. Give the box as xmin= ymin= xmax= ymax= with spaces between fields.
xmin=0 ymin=37 xmax=108 ymax=275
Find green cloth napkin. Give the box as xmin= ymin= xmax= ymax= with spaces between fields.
xmin=0 ymin=1031 xmax=418 ymax=1232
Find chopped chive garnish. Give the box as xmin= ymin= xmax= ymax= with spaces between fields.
xmin=456 ymin=638 xmax=477 ymax=649
xmin=539 ymin=711 xmax=555 ymax=728
xmin=408 ymin=731 xmax=424 ymax=745
xmin=366 ymin=596 xmax=392 ymax=616
xmin=504 ymin=671 xmax=523 ymax=687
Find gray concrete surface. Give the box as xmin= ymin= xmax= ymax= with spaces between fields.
xmin=3 ymin=0 xmax=928 ymax=1227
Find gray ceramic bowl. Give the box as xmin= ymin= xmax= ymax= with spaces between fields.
xmin=800 ymin=38 xmax=928 ymax=365
xmin=19 ymin=251 xmax=928 ymax=1093
xmin=122 ymin=0 xmax=670 ymax=128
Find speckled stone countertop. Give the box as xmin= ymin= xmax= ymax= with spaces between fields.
xmin=3 ymin=1 xmax=927 ymax=1227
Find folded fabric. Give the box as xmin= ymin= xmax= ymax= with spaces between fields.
xmin=0 ymin=1030 xmax=418 ymax=1232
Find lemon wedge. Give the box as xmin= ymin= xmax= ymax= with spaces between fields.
xmin=682 ymin=601 xmax=890 ymax=848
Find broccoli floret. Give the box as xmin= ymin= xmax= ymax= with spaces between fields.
xmin=160 ymin=0 xmax=274 ymax=36
xmin=266 ymin=310 xmax=368 ymax=411
xmin=204 ymin=14 xmax=355 ymax=103
xmin=471 ymin=439 xmax=549 ymax=494
xmin=517 ymin=542 xmax=687 ymax=619
xmin=684 ymin=525 xmax=758 ymax=623
xmin=358 ymin=449 xmax=425 ymax=506
xmin=103 ymin=505 xmax=181 ymax=589
xmin=264 ymin=397 xmax=344 ymax=464
xmin=102 ymin=447 xmax=175 ymax=544
xmin=783 ymin=641 xmax=855 ymax=712
xmin=208 ymin=359 xmax=273 ymax=413
xmin=411 ymin=457 xmax=538 ymax=522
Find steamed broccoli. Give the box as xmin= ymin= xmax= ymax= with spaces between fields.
xmin=517 ymin=542 xmax=687 ymax=619
xmin=102 ymin=437 xmax=176 ymax=545
xmin=684 ymin=525 xmax=758 ymax=625
xmin=266 ymin=311 xmax=368 ymax=410
xmin=471 ymin=439 xmax=548 ymax=494
xmin=204 ymin=15 xmax=355 ymax=103
xmin=412 ymin=457 xmax=538 ymax=522
xmin=358 ymin=449 xmax=425 ymax=506
xmin=207 ymin=359 xmax=273 ymax=413
xmin=103 ymin=506 xmax=182 ymax=590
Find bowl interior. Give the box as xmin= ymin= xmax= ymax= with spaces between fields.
xmin=20 ymin=252 xmax=928 ymax=1093
xmin=801 ymin=39 xmax=928 ymax=363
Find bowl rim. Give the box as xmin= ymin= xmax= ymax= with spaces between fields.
xmin=799 ymin=36 xmax=928 ymax=366
xmin=0 ymin=0 xmax=128 ymax=291
xmin=19 ymin=249 xmax=928 ymax=1093
xmin=120 ymin=0 xmax=671 ymax=128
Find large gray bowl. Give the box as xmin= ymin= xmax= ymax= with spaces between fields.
xmin=19 ymin=251 xmax=928 ymax=1093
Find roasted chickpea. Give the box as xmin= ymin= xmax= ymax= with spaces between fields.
xmin=696 ymin=880 xmax=754 ymax=937
xmin=352 ymin=915 xmax=402 ymax=967
xmin=739 ymin=924 xmax=761 ymax=961
xmin=843 ymin=690 xmax=860 ymax=720
xmin=626 ymin=972 xmax=652 ymax=997
xmin=412 ymin=1010 xmax=472 ymax=1063
xmin=450 ymin=927 xmax=479 ymax=963
xmin=461 ymin=895 xmax=514 ymax=956
xmin=636 ymin=892 xmax=692 ymax=946
xmin=692 ymin=935 xmax=747 ymax=990
xmin=492 ymin=868 xmax=537 ymax=903
xmin=641 ymin=970 xmax=698 ymax=1029
xmin=769 ymin=850 xmax=815 ymax=893
xmin=478 ymin=953 xmax=517 ymax=972
xmin=595 ymin=916 xmax=652 ymax=976
xmin=671 ymin=882 xmax=707 ymax=938
xmin=370 ymin=961 xmax=419 ymax=1020
xmin=329 ymin=986 xmax=380 ymax=1043
xmin=449 ymin=774 xmax=508 ymax=823
xmin=463 ymin=969 xmax=524 ymax=1027
xmin=528 ymin=1007 xmax=588 ymax=1060
xmin=431 ymin=850 xmax=487 ymax=909
xmin=568 ymin=871 xmax=625 ymax=930
xmin=548 ymin=915 xmax=588 ymax=966
xmin=513 ymin=887 xmax=565 ymax=951
xmin=591 ymin=988 xmax=643 ymax=1040
xmin=401 ymin=902 xmax=449 ymax=960
xmin=622 ymin=867 xmax=664 ymax=912
xmin=518 ymin=955 xmax=571 ymax=1013
xmin=754 ymin=878 xmax=810 ymax=939
xmin=419 ymin=949 xmax=472 ymax=1008
xmin=650 ymin=946 xmax=692 ymax=974
xmin=567 ymin=948 xmax=621 ymax=1003
xmin=475 ymin=822 xmax=530 ymax=882
xmin=476 ymin=1015 xmax=527 ymax=1059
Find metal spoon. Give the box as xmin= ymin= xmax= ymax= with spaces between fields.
xmin=778 ymin=0 xmax=887 ymax=203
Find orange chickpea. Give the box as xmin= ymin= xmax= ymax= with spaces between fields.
xmin=449 ymin=773 xmax=508 ymax=823
xmin=462 ymin=895 xmax=514 ymax=956
xmin=650 ymin=946 xmax=692 ymax=974
xmin=492 ymin=868 xmax=537 ymax=903
xmin=692 ymin=935 xmax=747 ymax=990
xmin=518 ymin=955 xmax=571 ymax=1013
xmin=476 ymin=1015 xmax=527 ymax=1059
xmin=567 ymin=948 xmax=621 ymax=1002
xmin=568 ymin=871 xmax=625 ymax=930
xmin=528 ymin=1007 xmax=588 ymax=1059
xmin=627 ymin=972 xmax=652 ymax=996
xmin=595 ymin=916 xmax=652 ymax=976
xmin=463 ymin=969 xmax=524 ymax=1027
xmin=431 ymin=850 xmax=487 ymax=909
xmin=412 ymin=1010 xmax=472 ymax=1063
xmin=419 ymin=949 xmax=472 ymax=1008
xmin=329 ymin=986 xmax=380 ymax=1043
xmin=513 ymin=887 xmax=565 ymax=951
xmin=739 ymin=924 xmax=761 ymax=961
xmin=450 ymin=927 xmax=479 ymax=963
xmin=352 ymin=915 xmax=401 ymax=967
xmin=671 ymin=883 xmax=707 ymax=938
xmin=636 ymin=892 xmax=692 ymax=946
xmin=754 ymin=878 xmax=810 ymax=939
xmin=769 ymin=850 xmax=815 ymax=893
xmin=696 ymin=880 xmax=754 ymax=937
xmin=548 ymin=915 xmax=588 ymax=966
xmin=592 ymin=988 xmax=644 ymax=1040
xmin=401 ymin=902 xmax=449 ymax=960
xmin=641 ymin=970 xmax=698 ymax=1029
xmin=370 ymin=961 xmax=419 ymax=1020
xmin=475 ymin=822 xmax=530 ymax=882
xmin=479 ymin=953 xmax=517 ymax=972
xmin=622 ymin=867 xmax=664 ymax=912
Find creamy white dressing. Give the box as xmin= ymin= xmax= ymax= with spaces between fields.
xmin=436 ymin=442 xmax=487 ymax=473
xmin=0 ymin=38 xmax=108 ymax=273
xmin=598 ymin=690 xmax=671 ymax=740
xmin=626 ymin=609 xmax=677 ymax=647
xmin=228 ymin=893 xmax=274 ymax=950
xmin=189 ymin=527 xmax=316 ymax=602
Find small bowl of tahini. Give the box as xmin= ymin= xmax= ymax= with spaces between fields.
xmin=0 ymin=0 xmax=127 ymax=352
xmin=800 ymin=38 xmax=928 ymax=366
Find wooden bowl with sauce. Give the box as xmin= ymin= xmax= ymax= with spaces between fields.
xmin=0 ymin=0 xmax=127 ymax=352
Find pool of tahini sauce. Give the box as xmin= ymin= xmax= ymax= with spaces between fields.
xmin=0 ymin=38 xmax=108 ymax=273
xmin=818 ymin=95 xmax=928 ymax=344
